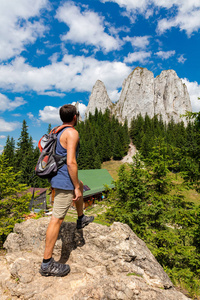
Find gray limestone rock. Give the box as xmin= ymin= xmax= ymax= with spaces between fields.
xmin=154 ymin=70 xmax=192 ymax=124
xmin=0 ymin=217 xmax=190 ymax=300
xmin=85 ymin=80 xmax=113 ymax=118
xmin=115 ymin=67 xmax=155 ymax=125
xmin=86 ymin=67 xmax=192 ymax=126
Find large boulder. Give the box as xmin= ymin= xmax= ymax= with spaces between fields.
xmin=0 ymin=217 xmax=189 ymax=300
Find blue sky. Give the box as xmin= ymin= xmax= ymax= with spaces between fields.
xmin=0 ymin=0 xmax=200 ymax=151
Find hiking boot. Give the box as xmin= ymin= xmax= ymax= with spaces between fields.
xmin=76 ymin=215 xmax=94 ymax=229
xmin=39 ymin=258 xmax=70 ymax=277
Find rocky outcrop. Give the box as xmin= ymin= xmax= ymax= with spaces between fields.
xmin=85 ymin=80 xmax=113 ymax=118
xmin=154 ymin=70 xmax=192 ymax=124
xmin=0 ymin=217 xmax=189 ymax=300
xmin=115 ymin=68 xmax=155 ymax=125
xmin=86 ymin=68 xmax=192 ymax=126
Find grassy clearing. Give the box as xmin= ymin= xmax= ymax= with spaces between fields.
xmin=101 ymin=160 xmax=122 ymax=181
xmin=102 ymin=160 xmax=200 ymax=206
xmin=169 ymin=172 xmax=200 ymax=206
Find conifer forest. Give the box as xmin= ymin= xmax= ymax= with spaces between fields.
xmin=1 ymin=108 xmax=200 ymax=298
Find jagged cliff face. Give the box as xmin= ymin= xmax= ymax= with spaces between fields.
xmin=115 ymin=67 xmax=155 ymax=123
xmin=86 ymin=68 xmax=192 ymax=126
xmin=85 ymin=80 xmax=113 ymax=118
xmin=154 ymin=70 xmax=192 ymax=124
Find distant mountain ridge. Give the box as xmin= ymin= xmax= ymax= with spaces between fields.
xmin=85 ymin=67 xmax=192 ymax=126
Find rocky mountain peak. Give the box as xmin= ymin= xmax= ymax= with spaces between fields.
xmin=86 ymin=67 xmax=192 ymax=126
xmin=115 ymin=67 xmax=155 ymax=124
xmin=154 ymin=69 xmax=192 ymax=124
xmin=85 ymin=79 xmax=113 ymax=118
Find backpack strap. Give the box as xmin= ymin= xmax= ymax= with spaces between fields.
xmin=38 ymin=125 xmax=76 ymax=152
xmin=51 ymin=124 xmax=75 ymax=134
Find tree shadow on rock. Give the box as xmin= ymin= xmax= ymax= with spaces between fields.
xmin=58 ymin=221 xmax=85 ymax=263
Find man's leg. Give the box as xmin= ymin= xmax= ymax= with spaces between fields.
xmin=75 ymin=180 xmax=84 ymax=217
xmin=43 ymin=215 xmax=64 ymax=259
xmin=40 ymin=189 xmax=73 ymax=277
xmin=76 ymin=181 xmax=94 ymax=229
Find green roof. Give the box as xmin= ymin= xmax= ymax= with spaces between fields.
xmin=78 ymin=169 xmax=115 ymax=197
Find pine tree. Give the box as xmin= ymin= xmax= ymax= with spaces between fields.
xmin=0 ymin=154 xmax=31 ymax=245
xmin=18 ymin=136 xmax=35 ymax=185
xmin=123 ymin=118 xmax=130 ymax=147
xmin=193 ymin=206 xmax=200 ymax=252
xmin=144 ymin=138 xmax=170 ymax=193
xmin=3 ymin=136 xmax=15 ymax=168
xmin=47 ymin=123 xmax=52 ymax=134
xmin=15 ymin=120 xmax=35 ymax=185
xmin=15 ymin=120 xmax=30 ymax=170
xmin=130 ymin=114 xmax=145 ymax=149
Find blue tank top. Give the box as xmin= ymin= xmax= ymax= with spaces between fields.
xmin=50 ymin=127 xmax=79 ymax=190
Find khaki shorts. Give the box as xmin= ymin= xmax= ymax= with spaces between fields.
xmin=52 ymin=189 xmax=74 ymax=219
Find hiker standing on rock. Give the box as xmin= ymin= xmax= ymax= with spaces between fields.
xmin=40 ymin=104 xmax=94 ymax=277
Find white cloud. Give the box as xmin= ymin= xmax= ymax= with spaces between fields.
xmin=178 ymin=54 xmax=187 ymax=64
xmin=39 ymin=102 xmax=88 ymax=124
xmin=123 ymin=35 xmax=151 ymax=49
xmin=39 ymin=91 xmax=66 ymax=97
xmin=27 ymin=112 xmax=41 ymax=126
xmin=56 ymin=2 xmax=120 ymax=52
xmin=0 ymin=0 xmax=48 ymax=61
xmin=78 ymin=103 xmax=87 ymax=120
xmin=124 ymin=51 xmax=151 ymax=63
xmin=49 ymin=52 xmax=60 ymax=64
xmin=81 ymin=49 xmax=89 ymax=55
xmin=157 ymin=10 xmax=200 ymax=35
xmin=182 ymin=78 xmax=200 ymax=112
xmin=39 ymin=106 xmax=60 ymax=124
xmin=72 ymin=102 xmax=87 ymax=120
xmin=103 ymin=0 xmax=200 ymax=35
xmin=0 ymin=55 xmax=131 ymax=97
xmin=0 ymin=135 xmax=6 ymax=139
xmin=36 ymin=49 xmax=45 ymax=56
xmin=101 ymin=0 xmax=147 ymax=13
xmin=155 ymin=1 xmax=200 ymax=35
xmin=108 ymin=89 xmax=121 ymax=102
xmin=12 ymin=114 xmax=21 ymax=117
xmin=27 ymin=112 xmax=34 ymax=119
xmin=0 ymin=93 xmax=26 ymax=111
xmin=0 ymin=118 xmax=20 ymax=132
xmin=155 ymin=50 xmax=175 ymax=60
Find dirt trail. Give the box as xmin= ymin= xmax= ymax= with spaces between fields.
xmin=121 ymin=142 xmax=137 ymax=163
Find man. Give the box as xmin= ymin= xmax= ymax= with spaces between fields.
xmin=39 ymin=104 xmax=94 ymax=277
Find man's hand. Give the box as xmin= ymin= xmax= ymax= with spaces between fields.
xmin=73 ymin=187 xmax=82 ymax=202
